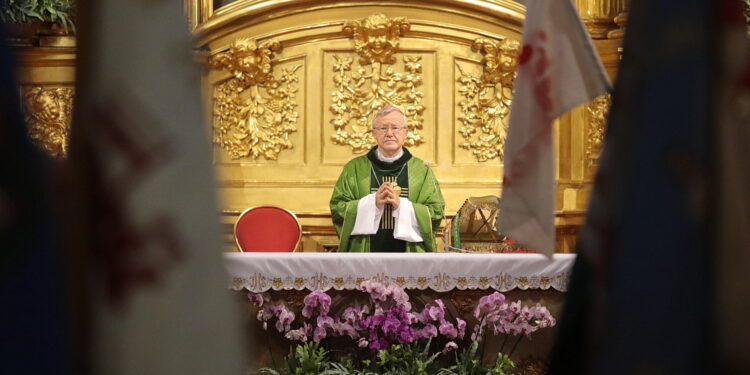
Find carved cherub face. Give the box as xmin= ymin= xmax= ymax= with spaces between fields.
xmin=230 ymin=39 xmax=273 ymax=84
xmin=498 ymin=40 xmax=520 ymax=72
xmin=363 ymin=13 xmax=394 ymax=59
xmin=31 ymin=90 xmax=60 ymax=122
xmin=368 ymin=25 xmax=388 ymax=54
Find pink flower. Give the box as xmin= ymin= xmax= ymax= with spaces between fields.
xmin=357 ymin=337 xmax=369 ymax=348
xmin=519 ymin=306 xmax=532 ymax=321
xmin=333 ymin=322 xmax=359 ymax=339
xmin=317 ymin=315 xmax=335 ymax=330
xmin=509 ymin=301 xmax=522 ymax=314
xmin=385 ymin=284 xmax=411 ymax=309
xmin=530 ymin=304 xmax=556 ymax=328
xmin=285 ymin=327 xmax=308 ymax=342
xmin=435 ymin=299 xmax=446 ymax=310
xmin=369 ymin=337 xmax=390 ymax=351
xmin=313 ymin=326 xmax=327 ymax=342
xmin=420 ymin=324 xmax=438 ymax=338
xmin=439 ymin=320 xmax=458 ymax=339
xmin=485 ymin=309 xmax=503 ymax=323
xmin=256 ymin=309 xmax=268 ymax=322
xmin=342 ymin=305 xmax=369 ymax=330
xmin=397 ymin=328 xmax=415 ymax=344
xmin=400 ymin=312 xmax=415 ymax=326
xmin=274 ymin=306 xmax=295 ymax=332
xmin=518 ymin=322 xmax=537 ymax=336
xmin=382 ymin=316 xmax=402 ymax=335
xmin=443 ymin=341 xmax=458 ymax=354
xmin=361 ymin=280 xmax=388 ymax=303
xmin=456 ymin=318 xmax=467 ymax=339
xmin=474 ymin=292 xmax=506 ymax=319
xmin=302 ymin=290 xmax=332 ymax=318
xmin=247 ymin=292 xmax=270 ymax=308
xmin=424 ymin=303 xmax=445 ymax=322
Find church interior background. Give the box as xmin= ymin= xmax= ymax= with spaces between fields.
xmin=11 ymin=1 xmax=750 ymax=373
xmin=14 ymin=0 xmax=627 ymax=253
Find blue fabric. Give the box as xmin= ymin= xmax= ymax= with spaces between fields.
xmin=0 ymin=22 xmax=72 ymax=375
xmin=549 ymin=0 xmax=714 ymax=373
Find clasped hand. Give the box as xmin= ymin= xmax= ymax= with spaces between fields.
xmin=375 ymin=182 xmax=400 ymax=209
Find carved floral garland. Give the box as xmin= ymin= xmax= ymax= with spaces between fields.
xmin=211 ymin=38 xmax=301 ymax=160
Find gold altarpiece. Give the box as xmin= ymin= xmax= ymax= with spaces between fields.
xmin=192 ymin=0 xmax=624 ymax=252
xmin=11 ymin=0 xmax=626 ymax=253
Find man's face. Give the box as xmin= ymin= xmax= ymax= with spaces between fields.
xmin=372 ymin=111 xmax=408 ymax=155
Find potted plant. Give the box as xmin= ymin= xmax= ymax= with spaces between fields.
xmin=1 ymin=0 xmax=76 ymax=44
xmin=249 ymin=281 xmax=557 ymax=374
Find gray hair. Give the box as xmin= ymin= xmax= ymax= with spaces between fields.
xmin=371 ymin=106 xmax=408 ymax=129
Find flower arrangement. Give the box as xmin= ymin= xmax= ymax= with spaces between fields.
xmin=249 ymin=280 xmax=555 ymax=375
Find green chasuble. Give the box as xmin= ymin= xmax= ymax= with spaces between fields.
xmin=368 ymin=147 xmax=410 ymax=252
xmin=330 ymin=147 xmax=445 ymax=252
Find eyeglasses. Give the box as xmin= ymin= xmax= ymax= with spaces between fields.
xmin=373 ymin=127 xmax=407 ymax=134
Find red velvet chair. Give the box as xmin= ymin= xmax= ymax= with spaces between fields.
xmin=234 ymin=206 xmax=302 ymax=252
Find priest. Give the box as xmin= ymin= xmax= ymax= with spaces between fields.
xmin=330 ymin=106 xmax=445 ymax=252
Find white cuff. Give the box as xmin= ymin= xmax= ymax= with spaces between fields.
xmin=351 ymin=194 xmax=383 ymax=235
xmin=392 ymin=198 xmax=424 ymax=242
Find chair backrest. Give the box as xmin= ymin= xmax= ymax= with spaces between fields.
xmin=234 ymin=206 xmax=301 ymax=252
xmin=444 ymin=196 xmax=535 ymax=253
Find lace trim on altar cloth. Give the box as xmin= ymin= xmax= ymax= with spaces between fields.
xmin=230 ymin=271 xmax=571 ymax=293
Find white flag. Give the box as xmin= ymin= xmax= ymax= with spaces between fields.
xmin=71 ymin=1 xmax=245 ymax=374
xmin=498 ymin=0 xmax=611 ymax=256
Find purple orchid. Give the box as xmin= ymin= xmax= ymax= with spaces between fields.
xmin=357 ymin=337 xmax=369 ymax=348
xmin=456 ymin=318 xmax=467 ymax=339
xmin=254 ymin=283 xmax=557 ymax=364
xmin=360 ymin=280 xmax=388 ymax=303
xmin=443 ymin=341 xmax=458 ymax=354
xmin=473 ymin=292 xmax=506 ymax=319
xmin=333 ymin=322 xmax=359 ymax=339
xmin=342 ymin=305 xmax=369 ymax=330
xmin=247 ymin=292 xmax=270 ymax=308
xmin=419 ymin=324 xmax=438 ymax=339
xmin=385 ymin=283 xmax=411 ymax=309
xmin=302 ymin=290 xmax=332 ymax=318
xmin=439 ymin=320 xmax=458 ymax=339
xmin=274 ymin=306 xmax=295 ymax=333
xmin=284 ymin=325 xmax=308 ymax=342
xmin=313 ymin=326 xmax=327 ymax=342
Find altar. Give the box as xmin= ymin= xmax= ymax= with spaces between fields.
xmin=224 ymin=253 xmax=575 ymax=373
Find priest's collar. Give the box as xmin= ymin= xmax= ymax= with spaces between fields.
xmin=367 ymin=146 xmax=412 ymax=169
xmin=376 ymin=147 xmax=403 ymax=162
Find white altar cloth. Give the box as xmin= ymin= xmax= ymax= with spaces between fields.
xmin=223 ymin=253 xmax=575 ymax=293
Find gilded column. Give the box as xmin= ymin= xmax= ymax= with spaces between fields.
xmin=607 ymin=1 xmax=629 ymax=40
xmin=574 ymin=0 xmax=626 ymax=39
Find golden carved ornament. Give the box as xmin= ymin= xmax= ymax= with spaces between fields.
xmin=331 ymin=13 xmax=424 ymax=153
xmin=585 ymin=94 xmax=612 ymax=165
xmin=457 ymin=38 xmax=520 ymax=162
xmin=210 ymin=38 xmax=301 ymax=160
xmin=608 ymin=1 xmax=629 ymax=39
xmin=574 ymin=0 xmax=625 ymax=39
xmin=343 ymin=13 xmax=410 ymax=65
xmin=22 ymin=86 xmax=74 ymax=158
